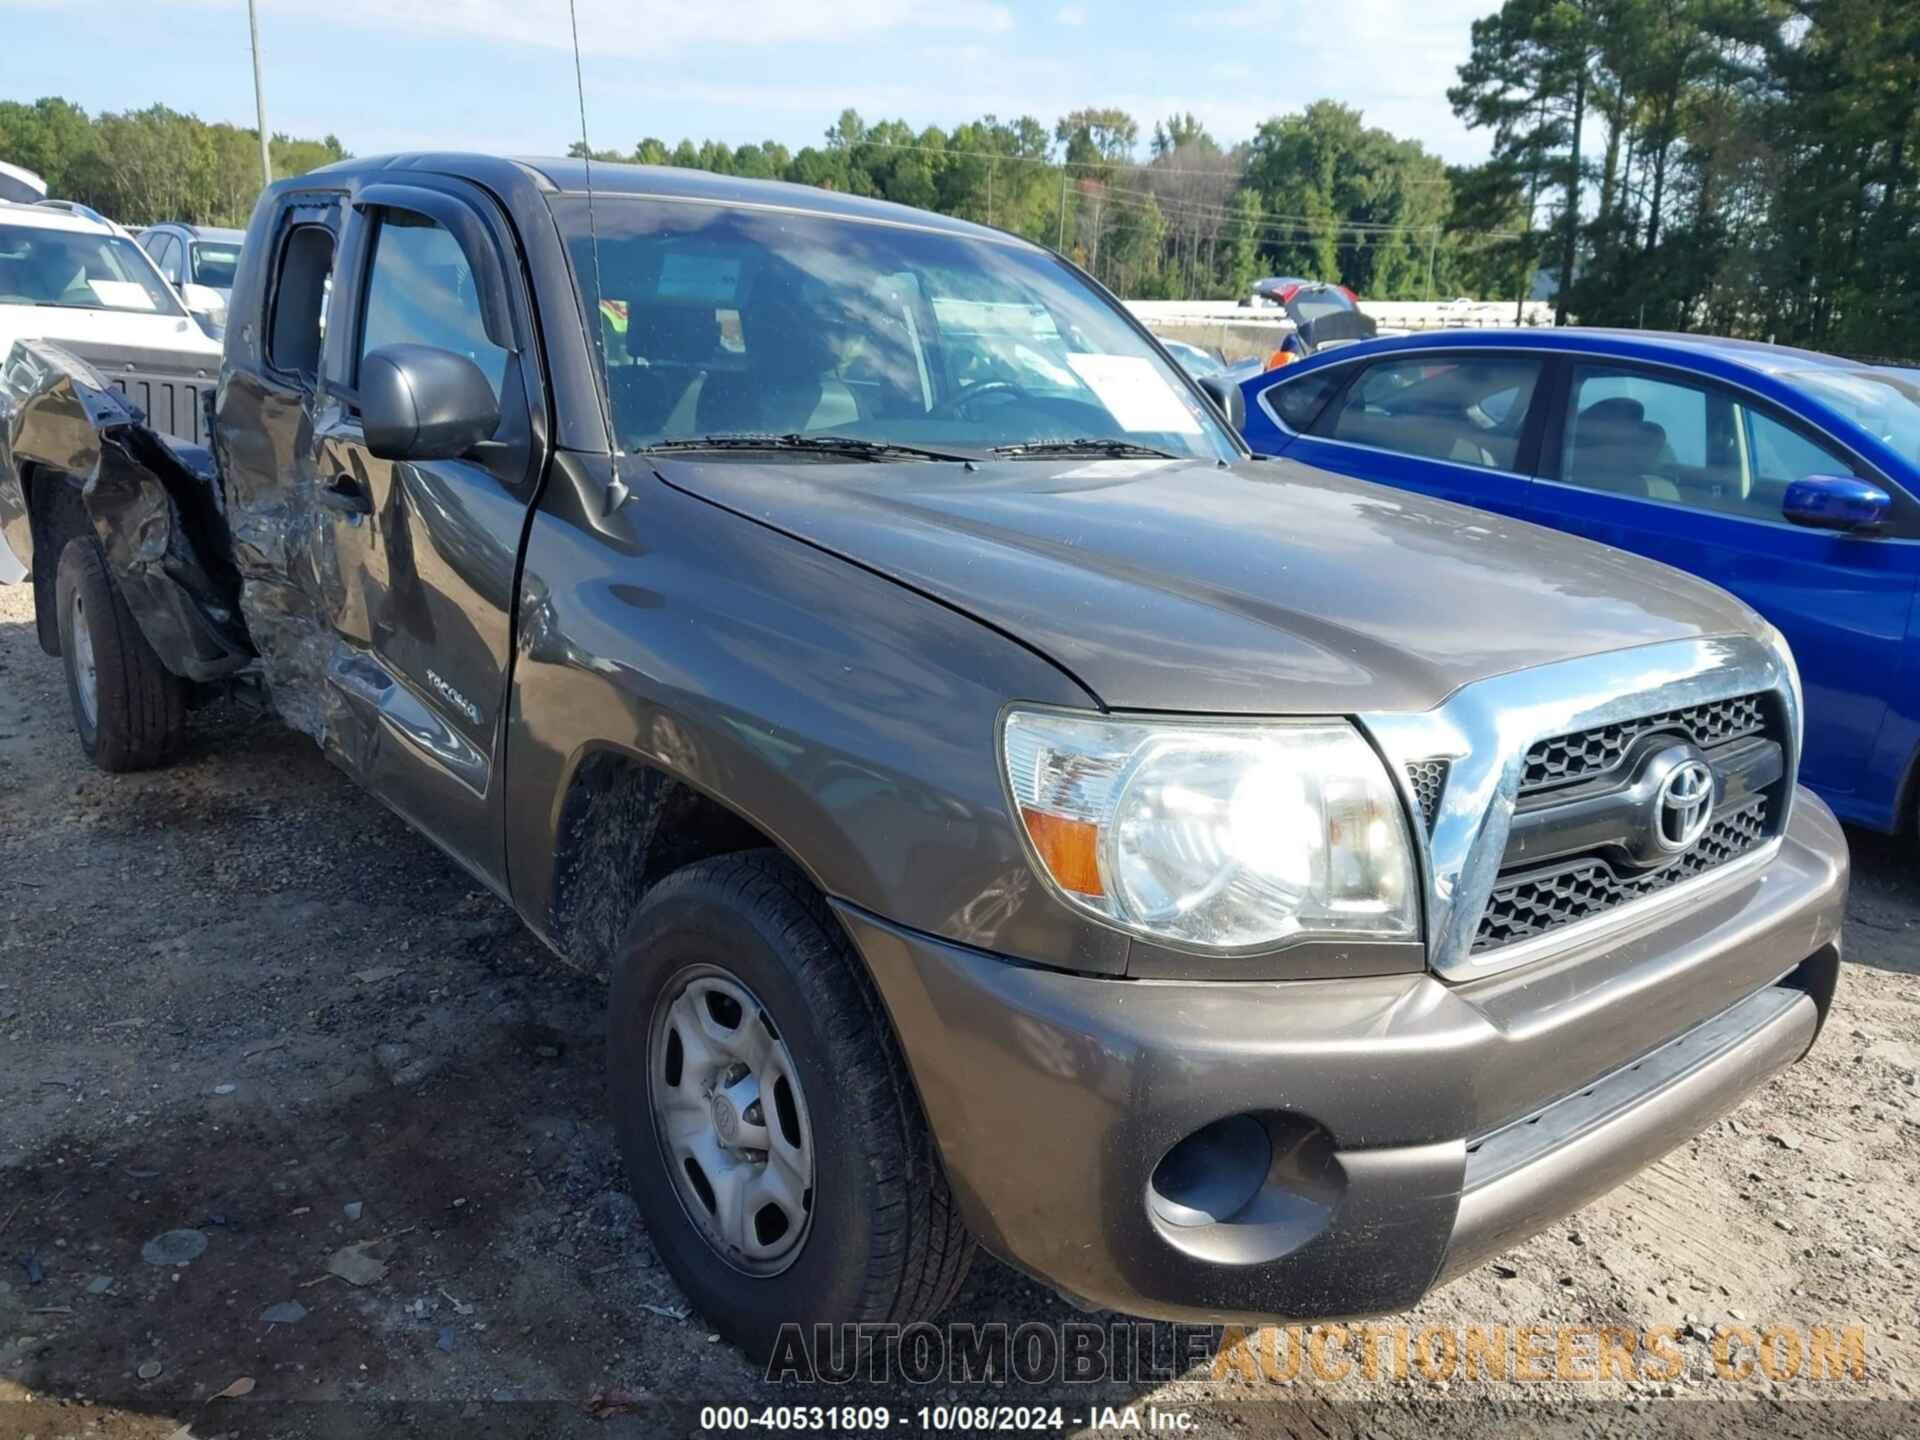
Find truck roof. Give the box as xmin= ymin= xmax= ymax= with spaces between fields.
xmin=309 ymin=152 xmax=1033 ymax=247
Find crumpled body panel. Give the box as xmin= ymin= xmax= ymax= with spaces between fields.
xmin=208 ymin=375 xmax=347 ymax=743
xmin=0 ymin=340 xmax=252 ymax=681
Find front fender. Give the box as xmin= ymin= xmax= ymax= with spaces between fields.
xmin=503 ymin=457 xmax=1130 ymax=975
xmin=0 ymin=340 xmax=251 ymax=679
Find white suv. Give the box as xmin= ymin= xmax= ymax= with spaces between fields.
xmin=0 ymin=202 xmax=223 ymax=447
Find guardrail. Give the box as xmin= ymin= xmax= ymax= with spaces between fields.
xmin=1126 ymin=299 xmax=1556 ymax=330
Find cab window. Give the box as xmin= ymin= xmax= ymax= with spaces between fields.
xmin=357 ymin=212 xmax=509 ymax=399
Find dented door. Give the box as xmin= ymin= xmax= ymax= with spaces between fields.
xmin=217 ymin=179 xmax=546 ymax=890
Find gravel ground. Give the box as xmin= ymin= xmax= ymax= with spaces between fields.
xmin=1 ymin=575 xmax=1916 ymax=1440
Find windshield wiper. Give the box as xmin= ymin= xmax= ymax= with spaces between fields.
xmin=640 ymin=433 xmax=975 ymax=462
xmin=988 ymin=438 xmax=1181 ymax=460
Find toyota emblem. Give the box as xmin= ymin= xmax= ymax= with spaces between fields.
xmin=1654 ymin=758 xmax=1715 ymax=853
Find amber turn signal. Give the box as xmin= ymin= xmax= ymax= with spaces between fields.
xmin=1019 ymin=807 xmax=1105 ymax=896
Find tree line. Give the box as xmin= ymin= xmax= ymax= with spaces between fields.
xmin=571 ymin=103 xmax=1490 ymax=306
xmin=1453 ymin=0 xmax=1917 ymax=355
xmin=0 ymin=97 xmax=345 ymax=228
xmin=3 ymin=0 xmax=1912 ymax=356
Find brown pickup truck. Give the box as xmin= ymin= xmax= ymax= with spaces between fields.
xmin=0 ymin=154 xmax=1846 ymax=1359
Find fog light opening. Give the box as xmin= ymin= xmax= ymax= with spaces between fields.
xmin=1146 ymin=1111 xmax=1346 ymax=1266
xmin=1148 ymin=1114 xmax=1271 ymax=1229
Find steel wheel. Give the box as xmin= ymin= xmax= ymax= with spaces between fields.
xmin=649 ymin=964 xmax=815 ymax=1275
xmin=70 ymin=586 xmax=98 ymax=728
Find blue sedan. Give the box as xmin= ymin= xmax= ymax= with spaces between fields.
xmin=1238 ymin=328 xmax=1920 ymax=834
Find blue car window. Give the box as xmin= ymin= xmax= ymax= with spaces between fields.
xmin=1262 ymin=367 xmax=1345 ymax=432
xmin=1570 ymin=370 xmax=1707 ymax=468
xmin=1741 ymin=407 xmax=1859 ymax=518
xmin=1321 ymin=355 xmax=1540 ymax=470
xmin=1561 ymin=366 xmax=1745 ymax=510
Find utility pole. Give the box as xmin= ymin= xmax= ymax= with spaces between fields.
xmin=1425 ymin=225 xmax=1438 ymax=301
xmin=986 ymin=160 xmax=993 ymax=227
xmin=1057 ymin=169 xmax=1069 ymax=251
xmin=248 ymin=0 xmax=272 ymax=188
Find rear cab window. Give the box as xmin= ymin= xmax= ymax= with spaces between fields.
xmin=267 ymin=221 xmax=337 ymax=378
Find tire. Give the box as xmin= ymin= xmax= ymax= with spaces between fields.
xmin=608 ymin=850 xmax=973 ymax=1360
xmin=54 ymin=537 xmax=187 ymax=772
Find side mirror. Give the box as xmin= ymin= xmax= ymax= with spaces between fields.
xmin=1781 ymin=474 xmax=1890 ymax=534
xmin=1198 ymin=375 xmax=1245 ymax=432
xmin=360 ymin=344 xmax=500 ymax=462
xmin=180 ymin=282 xmax=226 ymax=339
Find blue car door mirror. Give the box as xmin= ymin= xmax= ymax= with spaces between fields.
xmin=1781 ymin=474 xmax=1891 ymax=534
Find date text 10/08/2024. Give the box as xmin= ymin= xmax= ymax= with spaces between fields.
xmin=696 ymin=1406 xmax=1193 ymax=1431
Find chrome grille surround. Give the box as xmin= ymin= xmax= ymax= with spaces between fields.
xmin=1362 ymin=635 xmax=1799 ymax=981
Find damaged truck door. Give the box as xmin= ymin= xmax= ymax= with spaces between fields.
xmin=222 ymin=179 xmax=546 ymax=886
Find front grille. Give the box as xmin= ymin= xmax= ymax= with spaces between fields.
xmin=1473 ymin=797 xmax=1770 ymax=953
xmin=1521 ymin=694 xmax=1767 ymax=793
xmin=1406 ymin=758 xmax=1448 ymax=831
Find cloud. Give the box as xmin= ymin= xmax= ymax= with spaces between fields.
xmin=180 ymin=0 xmax=1013 ymax=55
xmin=1056 ymin=3 xmax=1087 ymax=22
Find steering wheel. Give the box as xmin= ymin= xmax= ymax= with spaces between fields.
xmin=930 ymin=380 xmax=1030 ymax=420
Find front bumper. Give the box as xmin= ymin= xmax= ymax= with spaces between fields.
xmin=839 ymin=788 xmax=1847 ymax=1324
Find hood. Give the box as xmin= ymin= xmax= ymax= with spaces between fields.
xmin=0 ymin=302 xmax=223 ymax=361
xmin=649 ymin=454 xmax=1761 ymax=715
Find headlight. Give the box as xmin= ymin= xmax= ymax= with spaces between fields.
xmin=1001 ymin=708 xmax=1419 ymax=953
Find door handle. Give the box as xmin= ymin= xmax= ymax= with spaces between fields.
xmin=316 ymin=472 xmax=372 ymax=516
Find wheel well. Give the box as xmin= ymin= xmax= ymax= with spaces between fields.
xmin=24 ymin=464 xmax=92 ymax=657
xmin=548 ymin=750 xmax=778 ymax=974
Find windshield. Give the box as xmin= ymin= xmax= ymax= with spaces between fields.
xmin=0 ymin=223 xmax=184 ymax=316
xmin=1782 ymin=368 xmax=1920 ymax=469
xmin=555 ymin=197 xmax=1236 ymax=462
xmin=190 ymin=241 xmax=240 ymax=289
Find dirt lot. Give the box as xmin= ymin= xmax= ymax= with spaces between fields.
xmin=1 ymin=575 xmax=1917 ymax=1440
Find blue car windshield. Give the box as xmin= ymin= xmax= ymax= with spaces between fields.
xmin=553 ymin=195 xmax=1236 ymax=462
xmin=1781 ymin=369 xmax=1920 ymax=469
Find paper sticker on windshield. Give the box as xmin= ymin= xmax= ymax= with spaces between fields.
xmin=87 ymin=280 xmax=156 ymax=311
xmin=1066 ymin=353 xmax=1202 ymax=434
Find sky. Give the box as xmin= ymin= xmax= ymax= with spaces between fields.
xmin=4 ymin=0 xmax=1497 ymax=166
